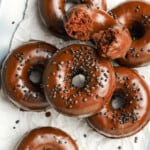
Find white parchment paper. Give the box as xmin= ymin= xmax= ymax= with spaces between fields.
xmin=0 ymin=0 xmax=149 ymax=150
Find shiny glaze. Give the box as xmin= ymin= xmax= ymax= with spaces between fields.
xmin=16 ymin=127 xmax=78 ymax=150
xmin=38 ymin=0 xmax=107 ymax=38
xmin=1 ymin=41 xmax=57 ymax=111
xmin=88 ymin=67 xmax=150 ymax=138
xmin=43 ymin=44 xmax=115 ymax=117
xmin=111 ymin=1 xmax=150 ymax=67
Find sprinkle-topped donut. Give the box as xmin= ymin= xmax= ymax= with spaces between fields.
xmin=1 ymin=41 xmax=57 ymax=111
xmin=16 ymin=127 xmax=78 ymax=150
xmin=87 ymin=67 xmax=150 ymax=138
xmin=110 ymin=1 xmax=150 ymax=67
xmin=38 ymin=0 xmax=107 ymax=38
xmin=43 ymin=44 xmax=115 ymax=117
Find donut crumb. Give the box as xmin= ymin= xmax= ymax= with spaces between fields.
xmin=15 ymin=120 xmax=20 ymax=124
xmin=83 ymin=134 xmax=87 ymax=138
xmin=134 ymin=136 xmax=138 ymax=143
xmin=58 ymin=140 xmax=62 ymax=144
xmin=12 ymin=21 xmax=15 ymax=24
xmin=45 ymin=111 xmax=51 ymax=117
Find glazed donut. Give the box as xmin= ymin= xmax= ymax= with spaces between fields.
xmin=38 ymin=0 xmax=107 ymax=38
xmin=110 ymin=1 xmax=150 ymax=67
xmin=87 ymin=67 xmax=150 ymax=138
xmin=43 ymin=44 xmax=116 ymax=117
xmin=15 ymin=127 xmax=78 ymax=150
xmin=65 ymin=4 xmax=132 ymax=59
xmin=1 ymin=41 xmax=57 ymax=111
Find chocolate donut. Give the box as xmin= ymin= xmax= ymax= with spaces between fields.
xmin=43 ymin=44 xmax=115 ymax=117
xmin=87 ymin=67 xmax=150 ymax=138
xmin=65 ymin=4 xmax=132 ymax=59
xmin=65 ymin=4 xmax=115 ymax=41
xmin=1 ymin=41 xmax=57 ymax=111
xmin=16 ymin=127 xmax=78 ymax=150
xmin=110 ymin=1 xmax=150 ymax=67
xmin=38 ymin=0 xmax=107 ymax=38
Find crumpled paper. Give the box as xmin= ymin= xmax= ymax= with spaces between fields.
xmin=0 ymin=0 xmax=149 ymax=150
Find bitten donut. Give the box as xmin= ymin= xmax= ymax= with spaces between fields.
xmin=65 ymin=4 xmax=132 ymax=59
xmin=110 ymin=1 xmax=150 ymax=67
xmin=92 ymin=26 xmax=132 ymax=59
xmin=15 ymin=127 xmax=78 ymax=150
xmin=1 ymin=41 xmax=57 ymax=111
xmin=88 ymin=67 xmax=150 ymax=138
xmin=38 ymin=0 xmax=107 ymax=38
xmin=43 ymin=44 xmax=115 ymax=117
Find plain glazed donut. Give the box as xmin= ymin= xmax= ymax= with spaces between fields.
xmin=38 ymin=0 xmax=107 ymax=38
xmin=43 ymin=44 xmax=116 ymax=117
xmin=65 ymin=4 xmax=132 ymax=59
xmin=110 ymin=1 xmax=150 ymax=67
xmin=87 ymin=67 xmax=150 ymax=138
xmin=1 ymin=41 xmax=57 ymax=111
xmin=16 ymin=127 xmax=78 ymax=150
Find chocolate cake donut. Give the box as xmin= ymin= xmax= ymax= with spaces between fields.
xmin=43 ymin=44 xmax=115 ymax=117
xmin=38 ymin=0 xmax=107 ymax=38
xmin=16 ymin=127 xmax=78 ymax=150
xmin=88 ymin=67 xmax=150 ymax=138
xmin=110 ymin=1 xmax=150 ymax=67
xmin=1 ymin=41 xmax=57 ymax=111
xmin=65 ymin=4 xmax=132 ymax=59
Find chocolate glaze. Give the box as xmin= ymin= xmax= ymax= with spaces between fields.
xmin=111 ymin=1 xmax=150 ymax=67
xmin=43 ymin=44 xmax=115 ymax=117
xmin=16 ymin=127 xmax=78 ymax=150
xmin=38 ymin=0 xmax=67 ymax=38
xmin=1 ymin=41 xmax=57 ymax=111
xmin=38 ymin=0 xmax=107 ymax=38
xmin=87 ymin=67 xmax=150 ymax=138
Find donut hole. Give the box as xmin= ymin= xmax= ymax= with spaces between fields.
xmin=72 ymin=74 xmax=86 ymax=88
xmin=129 ymin=21 xmax=145 ymax=40
xmin=111 ymin=90 xmax=127 ymax=110
xmin=28 ymin=64 xmax=44 ymax=86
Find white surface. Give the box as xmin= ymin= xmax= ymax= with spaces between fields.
xmin=0 ymin=0 xmax=27 ymax=66
xmin=0 ymin=0 xmax=150 ymax=150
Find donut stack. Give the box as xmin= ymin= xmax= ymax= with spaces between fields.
xmin=1 ymin=0 xmax=150 ymax=149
